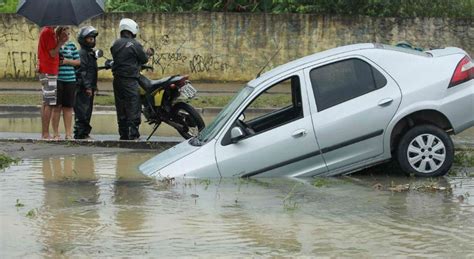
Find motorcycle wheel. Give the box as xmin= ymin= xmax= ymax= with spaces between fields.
xmin=171 ymin=102 xmax=205 ymax=139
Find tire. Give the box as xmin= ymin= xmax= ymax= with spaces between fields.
xmin=396 ymin=125 xmax=454 ymax=177
xmin=171 ymin=102 xmax=205 ymax=139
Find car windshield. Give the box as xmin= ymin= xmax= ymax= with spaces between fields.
xmin=193 ymin=86 xmax=254 ymax=145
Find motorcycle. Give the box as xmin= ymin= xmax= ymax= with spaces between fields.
xmin=100 ymin=59 xmax=205 ymax=140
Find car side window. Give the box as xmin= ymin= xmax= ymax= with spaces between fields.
xmin=221 ymin=76 xmax=303 ymax=145
xmin=241 ymin=76 xmax=303 ymax=134
xmin=309 ymin=58 xmax=387 ymax=111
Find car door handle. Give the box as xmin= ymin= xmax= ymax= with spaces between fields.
xmin=378 ymin=98 xmax=393 ymax=107
xmin=292 ymin=129 xmax=307 ymax=138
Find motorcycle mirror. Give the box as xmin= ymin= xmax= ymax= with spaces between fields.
xmin=95 ymin=49 xmax=104 ymax=59
xmin=147 ymin=47 xmax=155 ymax=56
xmin=105 ymin=59 xmax=113 ymax=68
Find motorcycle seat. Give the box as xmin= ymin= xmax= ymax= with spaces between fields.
xmin=139 ymin=76 xmax=173 ymax=93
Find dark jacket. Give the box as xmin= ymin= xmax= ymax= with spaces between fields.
xmin=76 ymin=48 xmax=98 ymax=89
xmin=110 ymin=37 xmax=148 ymax=78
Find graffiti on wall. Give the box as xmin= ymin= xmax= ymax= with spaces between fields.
xmin=3 ymin=51 xmax=37 ymax=79
xmin=189 ymin=55 xmax=231 ymax=73
xmin=0 ymin=14 xmax=471 ymax=81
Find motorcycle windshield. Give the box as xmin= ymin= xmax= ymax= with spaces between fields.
xmin=196 ymin=86 xmax=253 ymax=144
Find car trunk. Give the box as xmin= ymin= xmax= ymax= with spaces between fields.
xmin=426 ymin=47 xmax=468 ymax=58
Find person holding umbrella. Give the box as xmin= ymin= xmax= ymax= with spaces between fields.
xmin=37 ymin=26 xmax=68 ymax=139
xmin=110 ymin=18 xmax=153 ymax=140
xmin=18 ymin=0 xmax=106 ymax=140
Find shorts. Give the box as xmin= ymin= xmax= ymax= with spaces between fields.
xmin=57 ymin=81 xmax=77 ymax=107
xmin=39 ymin=73 xmax=58 ymax=105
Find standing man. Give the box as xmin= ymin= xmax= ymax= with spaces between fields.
xmin=110 ymin=18 xmax=153 ymax=140
xmin=74 ymin=26 xmax=99 ymax=140
xmin=37 ymin=26 xmax=68 ymax=139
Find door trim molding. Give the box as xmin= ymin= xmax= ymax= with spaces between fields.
xmin=241 ymin=129 xmax=384 ymax=178
xmin=321 ymin=129 xmax=384 ymax=154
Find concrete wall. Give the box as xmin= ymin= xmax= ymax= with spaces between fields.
xmin=0 ymin=13 xmax=472 ymax=82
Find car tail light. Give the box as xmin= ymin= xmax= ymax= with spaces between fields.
xmin=449 ymin=56 xmax=474 ymax=88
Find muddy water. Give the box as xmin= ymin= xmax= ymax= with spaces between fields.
xmin=1 ymin=152 xmax=473 ymax=257
xmin=1 ymin=113 xmax=474 ymax=140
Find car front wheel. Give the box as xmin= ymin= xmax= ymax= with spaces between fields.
xmin=396 ymin=125 xmax=454 ymax=177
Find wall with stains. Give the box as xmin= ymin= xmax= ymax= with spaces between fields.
xmin=0 ymin=13 xmax=472 ymax=81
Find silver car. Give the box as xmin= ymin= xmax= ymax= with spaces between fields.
xmin=140 ymin=43 xmax=474 ymax=179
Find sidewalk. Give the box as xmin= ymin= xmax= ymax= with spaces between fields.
xmin=0 ymin=132 xmax=182 ymax=150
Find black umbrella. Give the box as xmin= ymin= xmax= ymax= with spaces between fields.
xmin=16 ymin=0 xmax=106 ymax=27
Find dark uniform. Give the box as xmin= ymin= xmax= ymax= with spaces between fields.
xmin=74 ymin=26 xmax=98 ymax=139
xmin=110 ymin=37 xmax=149 ymax=140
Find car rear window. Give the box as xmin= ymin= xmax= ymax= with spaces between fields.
xmin=310 ymin=58 xmax=387 ymax=111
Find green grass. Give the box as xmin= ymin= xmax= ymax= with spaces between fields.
xmin=0 ymin=153 xmax=19 ymax=170
xmin=0 ymin=93 xmax=290 ymax=109
xmin=454 ymin=151 xmax=474 ymax=167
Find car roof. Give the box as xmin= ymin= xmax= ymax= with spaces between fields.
xmin=248 ymin=43 xmax=375 ymax=87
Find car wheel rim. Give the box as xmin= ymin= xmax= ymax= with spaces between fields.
xmin=407 ymin=133 xmax=446 ymax=174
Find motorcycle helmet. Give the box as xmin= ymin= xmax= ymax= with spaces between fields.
xmin=77 ymin=26 xmax=98 ymax=48
xmin=119 ymin=18 xmax=139 ymax=36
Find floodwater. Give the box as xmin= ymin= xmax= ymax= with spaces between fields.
xmin=1 ymin=113 xmax=474 ymax=141
xmin=0 ymin=112 xmax=199 ymax=137
xmin=1 ymin=152 xmax=474 ymax=257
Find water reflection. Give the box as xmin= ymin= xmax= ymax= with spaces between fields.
xmin=113 ymin=153 xmax=150 ymax=235
xmin=40 ymin=155 xmax=100 ymax=255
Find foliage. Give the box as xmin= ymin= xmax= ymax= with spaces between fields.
xmin=0 ymin=0 xmax=16 ymax=13
xmin=2 ymin=0 xmax=472 ymax=17
xmin=104 ymin=0 xmax=473 ymax=18
xmin=0 ymin=153 xmax=19 ymax=170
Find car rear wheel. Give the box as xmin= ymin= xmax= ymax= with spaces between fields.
xmin=396 ymin=125 xmax=454 ymax=177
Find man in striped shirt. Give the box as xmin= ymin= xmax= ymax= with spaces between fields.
xmin=52 ymin=27 xmax=80 ymax=140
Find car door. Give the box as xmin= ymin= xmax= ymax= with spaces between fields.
xmin=304 ymin=56 xmax=402 ymax=171
xmin=214 ymin=72 xmax=327 ymax=177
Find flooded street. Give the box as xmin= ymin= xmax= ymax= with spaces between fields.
xmin=0 ymin=112 xmax=215 ymax=138
xmin=1 ymin=152 xmax=473 ymax=257
xmin=1 ymin=113 xmax=474 ymax=141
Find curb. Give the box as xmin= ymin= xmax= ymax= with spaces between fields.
xmin=0 ymin=138 xmax=180 ymax=150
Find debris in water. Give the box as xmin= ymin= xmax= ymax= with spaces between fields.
xmin=388 ymin=184 xmax=410 ymax=192
xmin=372 ymin=183 xmax=384 ymax=191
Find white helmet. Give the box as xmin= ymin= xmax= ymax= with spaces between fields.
xmin=119 ymin=18 xmax=139 ymax=36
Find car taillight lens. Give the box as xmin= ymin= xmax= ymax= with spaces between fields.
xmin=449 ymin=56 xmax=474 ymax=88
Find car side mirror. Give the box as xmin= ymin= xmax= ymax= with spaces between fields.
xmin=230 ymin=126 xmax=245 ymax=143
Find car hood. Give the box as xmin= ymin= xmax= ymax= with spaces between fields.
xmin=139 ymin=140 xmax=200 ymax=177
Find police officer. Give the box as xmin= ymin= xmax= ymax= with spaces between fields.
xmin=74 ymin=26 xmax=99 ymax=140
xmin=110 ymin=18 xmax=152 ymax=140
